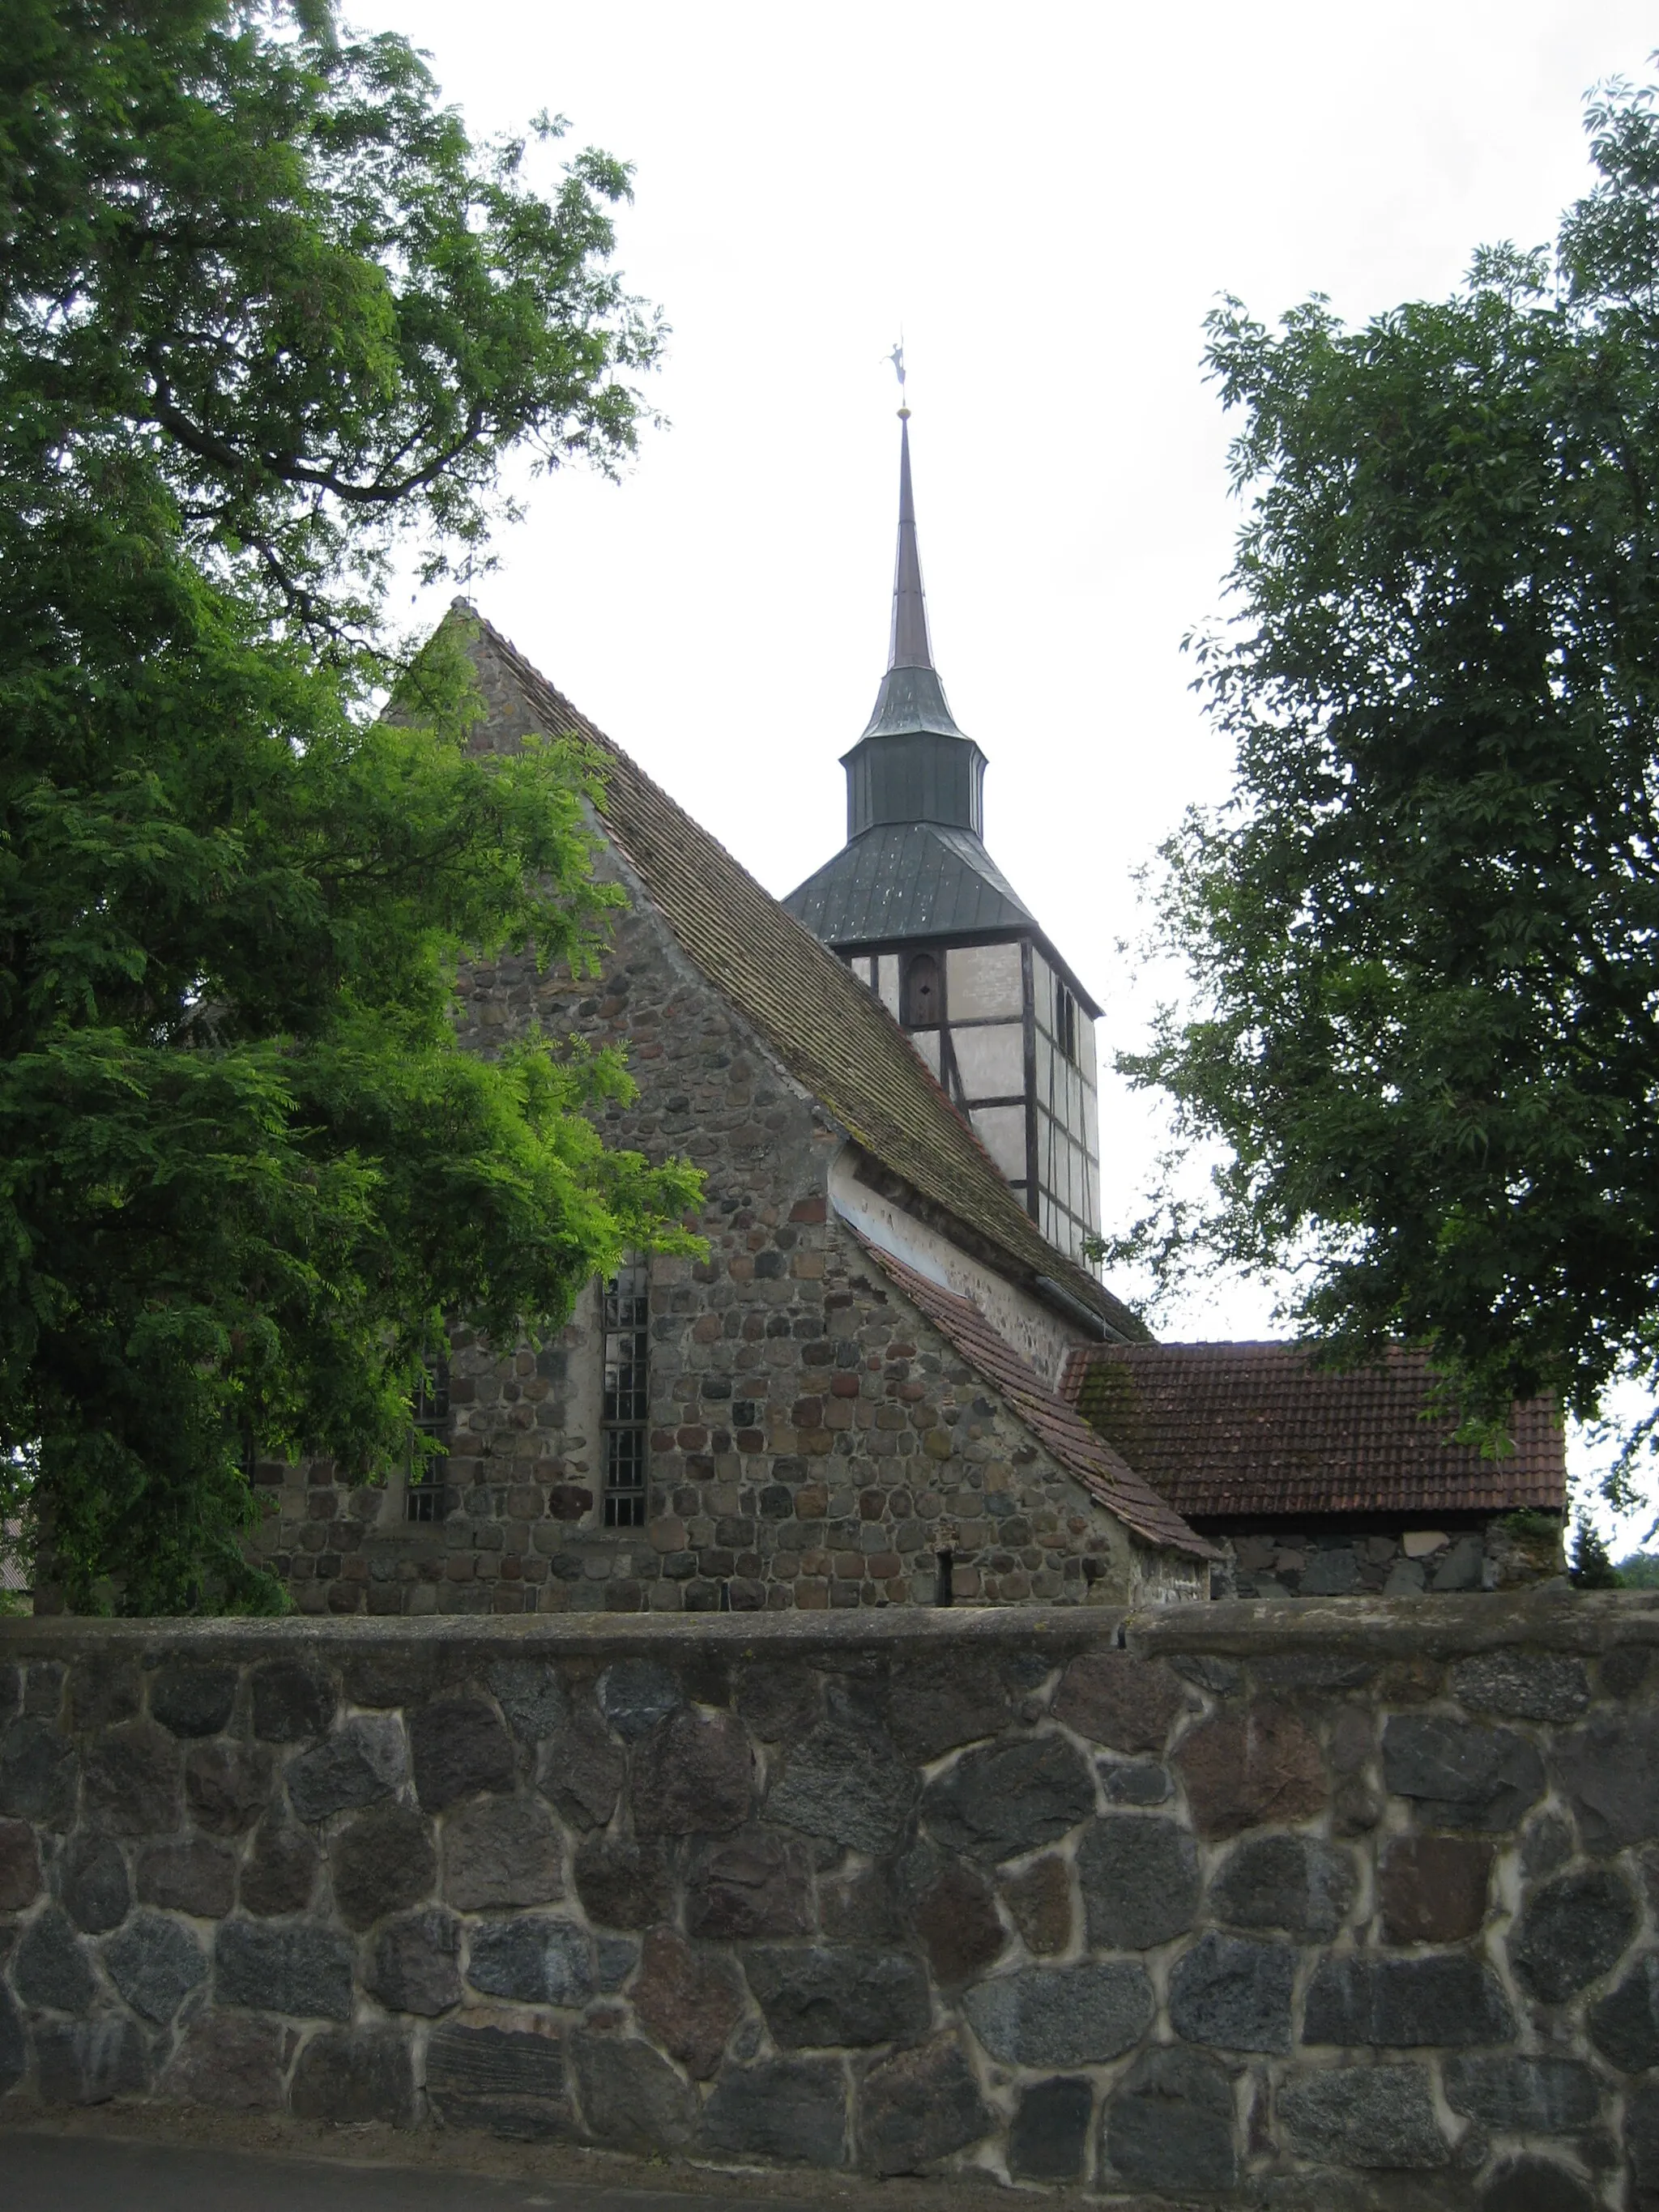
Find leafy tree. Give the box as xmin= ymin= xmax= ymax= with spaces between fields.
xmin=1118 ymin=78 xmax=1659 ymax=1470
xmin=1570 ymin=1519 xmax=1622 ymax=1589
xmin=1 ymin=0 xmax=700 ymax=1613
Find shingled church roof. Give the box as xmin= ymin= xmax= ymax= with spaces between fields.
xmin=453 ymin=606 xmax=1148 ymax=1345
xmin=1063 ymin=1340 xmax=1565 ymax=1520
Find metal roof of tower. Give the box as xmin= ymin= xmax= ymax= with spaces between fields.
xmin=787 ymin=820 xmax=1035 ymax=944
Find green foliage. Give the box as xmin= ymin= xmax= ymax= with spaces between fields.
xmin=0 ymin=0 xmax=701 ymax=1613
xmin=1119 ymin=78 xmax=1659 ymax=1460
xmin=1499 ymin=1510 xmax=1566 ymax=1545
xmin=1570 ymin=1519 xmax=1622 ymax=1589
xmin=5 ymin=0 xmax=662 ymax=639
xmin=1616 ymin=1550 xmax=1659 ymax=1587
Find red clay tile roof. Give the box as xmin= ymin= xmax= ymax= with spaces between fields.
xmin=1062 ymin=1342 xmax=1565 ymax=1520
xmin=853 ymin=1236 xmax=1216 ymax=1560
xmin=454 ymin=606 xmax=1148 ymax=1344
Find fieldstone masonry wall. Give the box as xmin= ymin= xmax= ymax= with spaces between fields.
xmin=235 ymin=837 xmax=1160 ymax=1617
xmin=203 ymin=626 xmax=1201 ymax=1621
xmin=5 ymin=1595 xmax=1658 ymax=2208
xmin=1217 ymin=1517 xmax=1560 ymax=1603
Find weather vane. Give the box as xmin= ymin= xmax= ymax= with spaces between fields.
xmin=887 ymin=339 xmax=910 ymax=420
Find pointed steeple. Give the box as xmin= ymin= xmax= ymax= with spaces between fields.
xmin=860 ymin=411 xmax=966 ymax=740
xmin=781 ymin=381 xmax=1105 ymax=1267
xmin=889 ymin=412 xmax=932 ymax=669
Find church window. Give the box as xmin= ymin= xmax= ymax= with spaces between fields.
xmin=902 ymin=951 xmax=942 ymax=1027
xmin=405 ymin=1358 xmax=450 ymax=1522
xmin=603 ymin=1262 xmax=650 ymax=1528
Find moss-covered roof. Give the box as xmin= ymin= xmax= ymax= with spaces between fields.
xmin=1064 ymin=1341 xmax=1565 ymax=1519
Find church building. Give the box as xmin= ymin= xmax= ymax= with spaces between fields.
xmin=244 ymin=414 xmax=1565 ymax=1617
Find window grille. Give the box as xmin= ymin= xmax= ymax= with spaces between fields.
xmin=405 ymin=1359 xmax=450 ymax=1523
xmin=603 ymin=1263 xmax=650 ymax=1528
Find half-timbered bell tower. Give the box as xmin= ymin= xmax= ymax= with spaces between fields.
xmin=783 ymin=409 xmax=1103 ymax=1263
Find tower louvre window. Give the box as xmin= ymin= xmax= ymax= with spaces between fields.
xmin=1056 ymin=981 xmax=1078 ymax=1066
xmin=405 ymin=1358 xmax=450 ymax=1522
xmin=902 ymin=951 xmax=941 ymax=1027
xmin=603 ymin=1262 xmax=650 ymax=1528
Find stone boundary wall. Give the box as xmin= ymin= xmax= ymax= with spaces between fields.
xmin=2 ymin=1596 xmax=1659 ymax=2209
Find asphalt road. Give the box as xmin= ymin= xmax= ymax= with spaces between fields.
xmin=1 ymin=2131 xmax=822 ymax=2212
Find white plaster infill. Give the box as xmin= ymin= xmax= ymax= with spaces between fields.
xmin=830 ymin=1145 xmax=1083 ymax=1386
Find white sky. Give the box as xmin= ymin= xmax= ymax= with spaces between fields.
xmin=385 ymin=0 xmax=1659 ymax=1533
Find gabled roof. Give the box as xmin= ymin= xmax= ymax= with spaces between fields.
xmin=783 ymin=821 xmax=1036 ymax=946
xmin=855 ymin=1238 xmax=1214 ymax=1560
xmin=453 ymin=607 xmax=1147 ymax=1344
xmin=1063 ymin=1341 xmax=1565 ymax=1520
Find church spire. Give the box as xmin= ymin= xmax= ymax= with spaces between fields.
xmin=859 ymin=407 xmax=966 ymax=741
xmin=889 ymin=411 xmax=932 ymax=671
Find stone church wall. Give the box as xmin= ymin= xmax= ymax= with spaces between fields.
xmin=245 ymin=838 xmax=1153 ymax=1617
xmin=0 ymin=1593 xmax=1656 ymax=2208
xmin=1214 ymin=1515 xmax=1563 ymax=1602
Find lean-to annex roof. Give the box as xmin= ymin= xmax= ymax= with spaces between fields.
xmin=1063 ymin=1341 xmax=1565 ymax=1520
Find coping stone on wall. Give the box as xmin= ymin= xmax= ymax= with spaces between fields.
xmin=2 ymin=1586 xmax=1653 ymax=1672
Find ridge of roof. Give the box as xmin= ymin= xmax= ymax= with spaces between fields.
xmin=451 ymin=605 xmax=1148 ymax=1343
xmin=852 ymin=1235 xmax=1215 ymax=1562
xmin=1062 ymin=1340 xmax=1566 ymax=1520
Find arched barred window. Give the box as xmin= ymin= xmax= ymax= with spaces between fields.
xmin=602 ymin=1262 xmax=650 ymax=1528
xmin=405 ymin=1358 xmax=451 ymax=1523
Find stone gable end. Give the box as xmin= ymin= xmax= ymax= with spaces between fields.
xmin=249 ymin=727 xmax=1168 ymax=1615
